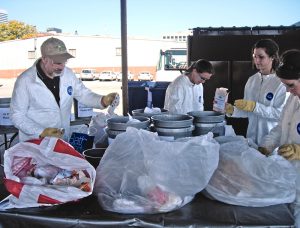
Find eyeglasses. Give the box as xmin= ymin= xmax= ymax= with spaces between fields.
xmin=199 ymin=74 xmax=209 ymax=81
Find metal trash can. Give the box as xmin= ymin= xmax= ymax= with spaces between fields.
xmin=132 ymin=108 xmax=168 ymax=118
xmin=106 ymin=116 xmax=150 ymax=139
xmin=188 ymin=111 xmax=226 ymax=137
xmin=152 ymin=114 xmax=194 ymax=139
xmin=82 ymin=148 xmax=107 ymax=168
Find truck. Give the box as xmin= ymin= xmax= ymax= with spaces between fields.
xmin=155 ymin=48 xmax=187 ymax=82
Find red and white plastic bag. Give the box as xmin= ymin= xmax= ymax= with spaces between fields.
xmin=2 ymin=137 xmax=96 ymax=208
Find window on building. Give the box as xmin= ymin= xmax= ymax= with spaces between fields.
xmin=28 ymin=50 xmax=36 ymax=59
xmin=69 ymin=49 xmax=76 ymax=57
xmin=116 ymin=47 xmax=122 ymax=56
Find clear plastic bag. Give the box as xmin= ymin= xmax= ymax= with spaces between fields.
xmin=94 ymin=127 xmax=220 ymax=214
xmin=88 ymin=95 xmax=120 ymax=147
xmin=205 ymin=136 xmax=297 ymax=207
xmin=88 ymin=112 xmax=118 ymax=147
xmin=3 ymin=137 xmax=96 ymax=208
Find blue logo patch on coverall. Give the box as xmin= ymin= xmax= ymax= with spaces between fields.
xmin=266 ymin=92 xmax=274 ymax=101
xmin=297 ymin=123 xmax=300 ymax=135
xmin=67 ymin=86 xmax=73 ymax=95
xmin=198 ymin=96 xmax=202 ymax=103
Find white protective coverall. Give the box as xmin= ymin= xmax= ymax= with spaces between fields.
xmin=260 ymin=94 xmax=300 ymax=151
xmin=231 ymin=72 xmax=288 ymax=145
xmin=10 ymin=61 xmax=104 ymax=142
xmin=164 ymin=74 xmax=204 ymax=114
xmin=260 ymin=94 xmax=300 ymax=226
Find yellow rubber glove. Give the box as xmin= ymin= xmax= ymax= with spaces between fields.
xmin=225 ymin=103 xmax=234 ymax=115
xmin=278 ymin=144 xmax=300 ymax=160
xmin=40 ymin=128 xmax=64 ymax=138
xmin=101 ymin=92 xmax=118 ymax=107
xmin=258 ymin=147 xmax=271 ymax=156
xmin=234 ymin=99 xmax=256 ymax=112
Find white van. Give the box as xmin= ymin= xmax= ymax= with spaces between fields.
xmin=80 ymin=69 xmax=98 ymax=81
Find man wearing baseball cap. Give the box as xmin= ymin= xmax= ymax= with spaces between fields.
xmin=10 ymin=37 xmax=118 ymax=142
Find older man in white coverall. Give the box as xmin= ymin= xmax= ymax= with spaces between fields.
xmin=258 ymin=49 xmax=300 ymax=226
xmin=10 ymin=37 xmax=118 ymax=142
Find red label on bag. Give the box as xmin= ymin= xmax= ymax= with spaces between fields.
xmin=27 ymin=138 xmax=43 ymax=145
xmin=3 ymin=178 xmax=24 ymax=198
xmin=38 ymin=194 xmax=62 ymax=204
xmin=27 ymin=138 xmax=83 ymax=159
xmin=53 ymin=139 xmax=84 ymax=159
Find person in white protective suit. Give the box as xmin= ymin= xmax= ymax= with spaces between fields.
xmin=10 ymin=37 xmax=119 ymax=142
xmin=164 ymin=59 xmax=214 ymax=114
xmin=258 ymin=49 xmax=300 ymax=227
xmin=225 ymin=39 xmax=288 ymax=145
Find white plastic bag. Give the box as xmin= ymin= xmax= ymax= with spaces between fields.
xmin=94 ymin=127 xmax=220 ymax=214
xmin=3 ymin=137 xmax=96 ymax=208
xmin=205 ymin=136 xmax=297 ymax=207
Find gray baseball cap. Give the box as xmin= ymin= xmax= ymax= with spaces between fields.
xmin=41 ymin=37 xmax=74 ymax=62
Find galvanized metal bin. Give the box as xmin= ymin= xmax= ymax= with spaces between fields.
xmin=188 ymin=111 xmax=225 ymax=137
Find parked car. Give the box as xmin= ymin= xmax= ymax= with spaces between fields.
xmin=99 ymin=71 xmax=116 ymax=81
xmin=138 ymin=71 xmax=153 ymax=81
xmin=116 ymin=71 xmax=134 ymax=81
xmin=79 ymin=69 xmax=98 ymax=81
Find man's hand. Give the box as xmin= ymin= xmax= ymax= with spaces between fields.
xmin=40 ymin=128 xmax=64 ymax=138
xmin=278 ymin=144 xmax=300 ymax=160
xmin=234 ymin=99 xmax=256 ymax=112
xmin=101 ymin=92 xmax=118 ymax=107
xmin=225 ymin=103 xmax=234 ymax=115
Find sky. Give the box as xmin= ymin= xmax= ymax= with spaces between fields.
xmin=1 ymin=0 xmax=300 ymax=39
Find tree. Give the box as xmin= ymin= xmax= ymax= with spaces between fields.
xmin=0 ymin=20 xmax=37 ymax=42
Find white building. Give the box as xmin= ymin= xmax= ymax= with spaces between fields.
xmin=0 ymin=34 xmax=186 ymax=79
xmin=0 ymin=9 xmax=8 ymax=24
